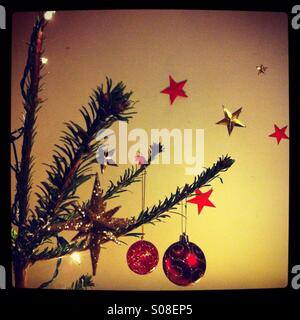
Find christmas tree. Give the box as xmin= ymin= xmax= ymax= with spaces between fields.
xmin=11 ymin=12 xmax=234 ymax=289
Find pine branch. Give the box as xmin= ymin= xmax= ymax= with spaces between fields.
xmin=103 ymin=143 xmax=163 ymax=201
xmin=11 ymin=128 xmax=25 ymax=226
xmin=28 ymin=80 xmax=136 ymax=256
xmin=31 ymin=236 xmax=86 ymax=262
xmin=31 ymin=155 xmax=234 ymax=263
xmin=69 ymin=274 xmax=95 ymax=290
xmin=16 ymin=13 xmax=47 ymax=232
xmin=116 ymin=155 xmax=235 ymax=236
xmin=11 ymin=127 xmax=24 ymax=142
xmin=38 ymin=257 xmax=62 ymax=289
xmin=34 ymin=79 xmax=135 ymax=228
xmin=11 ymin=127 xmax=24 ymax=175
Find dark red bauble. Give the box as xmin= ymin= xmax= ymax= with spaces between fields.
xmin=163 ymin=233 xmax=206 ymax=286
xmin=127 ymin=240 xmax=159 ymax=275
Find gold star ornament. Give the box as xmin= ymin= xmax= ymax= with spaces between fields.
xmin=216 ymin=106 xmax=246 ymax=135
xmin=48 ymin=173 xmax=135 ymax=275
xmin=256 ymin=64 xmax=268 ymax=75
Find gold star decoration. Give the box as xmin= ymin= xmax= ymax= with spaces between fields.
xmin=256 ymin=64 xmax=268 ymax=75
xmin=48 ymin=173 xmax=135 ymax=275
xmin=216 ymin=106 xmax=246 ymax=135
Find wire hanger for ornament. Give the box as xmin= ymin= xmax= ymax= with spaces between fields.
xmin=141 ymin=169 xmax=146 ymax=240
xmin=162 ymin=196 xmax=207 ymax=286
xmin=181 ymin=198 xmax=187 ymax=237
xmin=126 ymin=152 xmax=159 ymax=275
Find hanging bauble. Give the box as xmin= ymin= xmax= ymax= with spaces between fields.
xmin=127 ymin=240 xmax=159 ymax=275
xmin=163 ymin=233 xmax=206 ymax=286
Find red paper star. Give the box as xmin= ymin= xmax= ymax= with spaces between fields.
xmin=161 ymin=75 xmax=187 ymax=105
xmin=187 ymin=188 xmax=215 ymax=215
xmin=269 ymin=124 xmax=289 ymax=144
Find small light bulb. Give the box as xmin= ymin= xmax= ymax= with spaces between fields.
xmin=70 ymin=252 xmax=81 ymax=265
xmin=41 ymin=57 xmax=48 ymax=65
xmin=44 ymin=11 xmax=56 ymax=21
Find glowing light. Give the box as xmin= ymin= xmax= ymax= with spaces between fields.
xmin=70 ymin=252 xmax=81 ymax=265
xmin=41 ymin=57 xmax=48 ymax=65
xmin=44 ymin=11 xmax=56 ymax=21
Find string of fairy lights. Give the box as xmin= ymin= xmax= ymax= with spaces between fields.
xmin=40 ymin=11 xmax=56 ymax=66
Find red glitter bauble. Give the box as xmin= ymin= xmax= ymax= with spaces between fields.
xmin=127 ymin=240 xmax=159 ymax=275
xmin=163 ymin=233 xmax=206 ymax=286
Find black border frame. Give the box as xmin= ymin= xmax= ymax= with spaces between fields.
xmin=0 ymin=0 xmax=299 ymax=310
